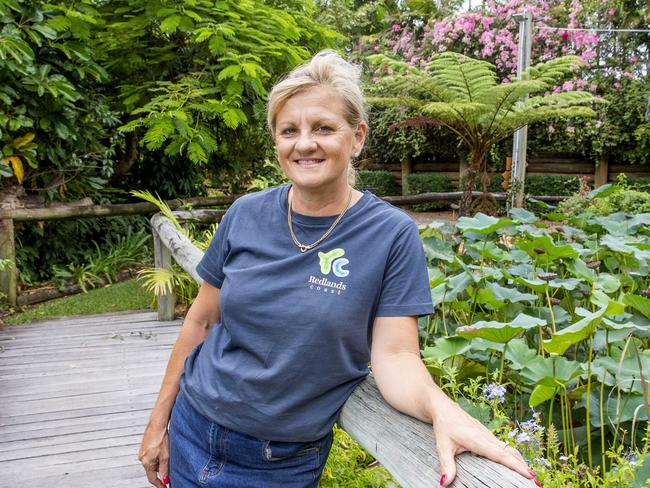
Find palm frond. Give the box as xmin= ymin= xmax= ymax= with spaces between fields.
xmin=131 ymin=189 xmax=187 ymax=237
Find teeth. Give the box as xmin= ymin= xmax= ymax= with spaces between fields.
xmin=296 ymin=160 xmax=323 ymax=164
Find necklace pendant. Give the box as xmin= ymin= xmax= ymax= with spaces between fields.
xmin=299 ymin=245 xmax=309 ymax=253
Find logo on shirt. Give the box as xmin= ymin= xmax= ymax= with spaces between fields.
xmin=308 ymin=248 xmax=349 ymax=295
xmin=318 ymin=248 xmax=349 ymax=277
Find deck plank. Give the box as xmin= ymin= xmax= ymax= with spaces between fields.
xmin=0 ymin=311 xmax=177 ymax=487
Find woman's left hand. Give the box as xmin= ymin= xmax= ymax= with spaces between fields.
xmin=432 ymin=400 xmax=539 ymax=487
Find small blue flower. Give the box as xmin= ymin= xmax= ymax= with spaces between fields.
xmin=482 ymin=383 xmax=507 ymax=402
xmin=520 ymin=419 xmax=541 ymax=433
xmin=559 ymin=455 xmax=568 ymax=462
xmin=516 ymin=431 xmax=532 ymax=444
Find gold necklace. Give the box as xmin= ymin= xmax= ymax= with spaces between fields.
xmin=287 ymin=187 xmax=353 ymax=253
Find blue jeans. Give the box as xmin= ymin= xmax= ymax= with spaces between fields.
xmin=169 ymin=391 xmax=334 ymax=487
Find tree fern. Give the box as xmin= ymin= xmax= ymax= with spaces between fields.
xmin=368 ymin=52 xmax=598 ymax=214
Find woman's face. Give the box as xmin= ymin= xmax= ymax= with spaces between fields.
xmin=273 ymin=86 xmax=366 ymax=193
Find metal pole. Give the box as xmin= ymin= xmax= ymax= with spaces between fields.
xmin=510 ymin=10 xmax=533 ymax=208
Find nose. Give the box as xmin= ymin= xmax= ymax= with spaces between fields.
xmin=295 ymin=130 xmax=317 ymax=153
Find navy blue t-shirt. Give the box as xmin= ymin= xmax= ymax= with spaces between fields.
xmin=180 ymin=184 xmax=433 ymax=442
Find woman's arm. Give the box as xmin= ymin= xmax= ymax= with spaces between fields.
xmin=370 ymin=315 xmax=538 ymax=487
xmin=138 ymin=281 xmax=221 ymax=488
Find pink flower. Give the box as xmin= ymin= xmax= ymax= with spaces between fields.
xmin=623 ymin=71 xmax=633 ymax=80
xmin=548 ymin=124 xmax=555 ymax=134
xmin=613 ymin=81 xmax=621 ymax=89
xmin=607 ymin=8 xmax=616 ymax=16
xmin=589 ymin=84 xmax=597 ymax=92
xmin=561 ymin=31 xmax=569 ymax=41
xmin=553 ymin=86 xmax=562 ymax=93
xmin=392 ymin=23 xmax=401 ymax=32
xmin=562 ymin=81 xmax=574 ymax=91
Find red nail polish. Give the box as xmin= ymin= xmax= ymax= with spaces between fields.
xmin=162 ymin=474 xmax=170 ymax=485
xmin=534 ymin=479 xmax=542 ymax=487
xmin=528 ymin=469 xmax=537 ymax=477
xmin=439 ymin=474 xmax=447 ymax=486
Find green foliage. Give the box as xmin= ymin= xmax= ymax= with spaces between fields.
xmin=525 ymin=175 xmax=581 ymax=196
xmin=0 ymin=0 xmax=117 ymax=197
xmin=367 ymin=51 xmax=598 ymax=212
xmin=420 ymin=206 xmax=650 ymax=473
xmin=356 ymin=170 xmax=395 ymax=197
xmin=3 ymin=279 xmax=153 ymax=325
xmin=629 ymin=178 xmax=650 ymax=193
xmin=588 ymin=174 xmax=650 ymax=215
xmin=459 ymin=173 xmax=505 ymax=192
xmin=101 ymin=0 xmax=340 ymax=174
xmin=15 ymin=215 xmax=150 ymax=284
xmin=319 ymin=425 xmax=391 ymax=487
xmin=404 ymin=172 xmax=452 ymax=210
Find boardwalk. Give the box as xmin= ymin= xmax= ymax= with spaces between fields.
xmin=0 ymin=311 xmax=179 ymax=488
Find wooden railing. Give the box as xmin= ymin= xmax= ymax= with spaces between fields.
xmin=151 ymin=209 xmax=534 ymax=488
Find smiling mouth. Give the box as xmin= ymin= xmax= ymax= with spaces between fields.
xmin=294 ymin=159 xmax=325 ymax=166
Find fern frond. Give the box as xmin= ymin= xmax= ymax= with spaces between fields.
xmin=130 ymin=189 xmax=187 ymax=236
xmin=137 ymin=267 xmax=175 ymax=297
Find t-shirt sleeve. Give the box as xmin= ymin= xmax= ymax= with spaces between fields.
xmin=196 ymin=206 xmax=235 ymax=288
xmin=375 ymin=220 xmax=434 ymax=317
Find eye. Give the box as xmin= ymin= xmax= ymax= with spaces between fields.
xmin=279 ymin=127 xmax=296 ymax=136
xmin=315 ymin=125 xmax=334 ymax=133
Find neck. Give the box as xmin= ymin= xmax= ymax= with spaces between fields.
xmin=289 ymin=184 xmax=358 ymax=217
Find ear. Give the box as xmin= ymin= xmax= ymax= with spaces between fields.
xmin=354 ymin=120 xmax=368 ymax=154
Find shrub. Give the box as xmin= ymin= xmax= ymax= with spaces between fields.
xmin=404 ymin=173 xmax=453 ymax=210
xmin=356 ymin=170 xmax=396 ymax=197
xmin=524 ymin=176 xmax=581 ymax=196
xmin=629 ymin=177 xmax=650 ymax=193
xmin=459 ymin=173 xmax=505 ymax=193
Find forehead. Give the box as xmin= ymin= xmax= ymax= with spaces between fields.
xmin=276 ymin=86 xmax=347 ymax=124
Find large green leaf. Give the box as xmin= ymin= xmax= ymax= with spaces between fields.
xmin=529 ymin=384 xmax=557 ymax=407
xmin=623 ymin=294 xmax=650 ymax=319
xmin=422 ymin=236 xmax=455 ymax=263
xmin=509 ymin=208 xmax=538 ymax=224
xmin=516 ymin=233 xmax=579 ymax=263
xmin=543 ymin=306 xmax=607 ymax=355
xmin=422 ymin=336 xmax=471 ymax=361
xmin=585 ymin=391 xmax=648 ymax=428
xmin=456 ymin=313 xmax=544 ymax=343
xmin=456 ymin=213 xmax=513 ymax=234
xmin=519 ymin=354 xmax=584 ymax=387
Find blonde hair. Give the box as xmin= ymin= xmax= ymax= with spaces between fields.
xmin=267 ymin=50 xmax=367 ymax=185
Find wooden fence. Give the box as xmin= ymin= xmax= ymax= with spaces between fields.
xmin=151 ymin=208 xmax=534 ymax=487
xmin=364 ymin=153 xmax=650 ymax=192
xmin=0 ymin=191 xmax=569 ymax=307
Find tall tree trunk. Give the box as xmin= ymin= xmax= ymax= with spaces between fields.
xmin=459 ymin=147 xmax=487 ymax=216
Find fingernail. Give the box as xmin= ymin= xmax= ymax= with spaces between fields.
xmin=528 ymin=469 xmax=537 ymax=477
xmin=534 ymin=479 xmax=542 ymax=487
xmin=162 ymin=474 xmax=170 ymax=485
xmin=439 ymin=474 xmax=447 ymax=486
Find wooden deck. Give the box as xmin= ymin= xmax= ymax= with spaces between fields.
xmin=0 ymin=311 xmax=179 ymax=487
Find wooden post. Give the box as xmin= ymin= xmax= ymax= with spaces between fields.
xmin=401 ymin=156 xmax=412 ymax=195
xmin=594 ymin=157 xmax=609 ymax=187
xmin=0 ymin=217 xmax=17 ymax=306
xmin=153 ymin=230 xmax=176 ymax=321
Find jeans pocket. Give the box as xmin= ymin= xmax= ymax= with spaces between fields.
xmin=263 ymin=439 xmax=321 ymax=462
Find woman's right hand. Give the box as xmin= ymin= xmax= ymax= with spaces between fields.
xmin=138 ymin=422 xmax=170 ymax=488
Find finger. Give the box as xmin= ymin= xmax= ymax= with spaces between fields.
xmin=159 ymin=456 xmax=170 ymax=486
xmin=477 ymin=441 xmax=535 ymax=481
xmin=143 ymin=463 xmax=165 ymax=488
xmin=435 ymin=439 xmax=458 ymax=487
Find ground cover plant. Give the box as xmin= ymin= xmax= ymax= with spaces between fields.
xmin=419 ymin=203 xmax=650 ymax=486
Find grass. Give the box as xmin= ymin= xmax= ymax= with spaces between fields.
xmin=3 ymin=279 xmax=153 ymax=326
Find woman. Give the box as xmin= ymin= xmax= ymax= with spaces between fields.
xmin=138 ymin=50 xmax=539 ymax=488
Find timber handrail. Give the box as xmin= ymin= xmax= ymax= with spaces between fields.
xmin=150 ymin=210 xmax=534 ymax=488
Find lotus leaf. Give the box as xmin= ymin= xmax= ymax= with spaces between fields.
xmin=631 ymin=454 xmax=650 ymax=488
xmin=505 ymin=339 xmax=538 ymax=370
xmin=516 ymin=234 xmax=580 ymax=263
xmin=467 ymin=241 xmax=511 ymax=261
xmin=567 ymin=258 xmax=595 ymax=283
xmin=509 ymin=207 xmax=538 ymax=224
xmin=588 ymin=183 xmax=615 ymax=199
xmin=529 ymin=384 xmax=557 ymax=407
xmin=595 ymin=273 xmax=621 ymax=293
xmin=430 ymin=282 xmax=447 ymax=307
xmin=423 ymin=236 xmax=455 ymax=263
xmin=486 ymin=282 xmax=536 ymax=304
xmin=623 ymin=294 xmax=650 ymax=319
xmin=585 ymin=391 xmax=648 ymax=428
xmin=518 ymin=354 xmax=584 ymax=389
xmin=456 ymin=313 xmax=544 ymax=343
xmin=590 ymin=289 xmax=626 ymax=315
xmin=445 ymin=272 xmax=473 ymax=302
xmin=543 ymin=306 xmax=608 ymax=355
xmin=422 ymin=336 xmax=471 ymax=361
xmin=456 ymin=213 xmax=514 ymax=235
